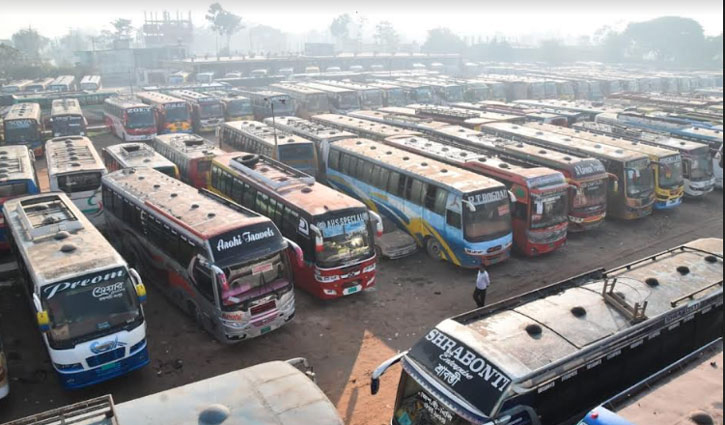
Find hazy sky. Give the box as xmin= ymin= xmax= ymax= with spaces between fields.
xmin=1 ymin=0 xmax=723 ymax=41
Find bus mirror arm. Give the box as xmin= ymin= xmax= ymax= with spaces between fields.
xmin=461 ymin=199 xmax=476 ymax=212
xmin=32 ymin=293 xmax=50 ymax=332
xmin=310 ymin=225 xmax=324 ymax=253
xmin=508 ymin=190 xmax=517 ymax=204
xmin=370 ymin=351 xmax=407 ymax=395
xmin=32 ymin=293 xmax=42 ymax=313
xmin=129 ymin=268 xmax=147 ymax=304
xmin=284 ymin=238 xmax=305 ymax=268
xmin=369 ymin=211 xmax=384 ymax=237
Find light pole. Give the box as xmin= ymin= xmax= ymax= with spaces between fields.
xmin=265 ymin=97 xmax=286 ymax=149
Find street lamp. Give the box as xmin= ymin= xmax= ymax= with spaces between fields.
xmin=264 ymin=97 xmax=286 ymax=149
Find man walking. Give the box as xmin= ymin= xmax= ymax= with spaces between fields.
xmin=473 ymin=264 xmax=490 ymax=308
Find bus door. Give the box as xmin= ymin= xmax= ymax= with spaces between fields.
xmin=189 ymin=255 xmax=223 ymax=336
xmin=442 ymin=195 xmax=463 ymax=255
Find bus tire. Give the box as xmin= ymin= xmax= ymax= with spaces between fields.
xmin=425 ymin=238 xmax=443 ymax=261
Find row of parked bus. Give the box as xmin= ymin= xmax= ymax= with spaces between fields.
xmin=1 ymin=100 xmax=88 ymax=155
xmin=1 ymin=75 xmax=101 ymax=95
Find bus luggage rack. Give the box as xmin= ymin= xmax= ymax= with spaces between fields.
xmin=229 ymin=154 xmax=314 ymax=192
xmin=16 ymin=194 xmax=83 ymax=240
xmin=3 ymin=395 xmax=118 ymax=425
xmin=602 ymin=277 xmax=648 ymax=323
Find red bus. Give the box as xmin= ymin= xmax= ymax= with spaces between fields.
xmin=385 ymin=135 xmax=568 ymax=256
xmin=209 ymin=153 xmax=381 ymax=300
xmin=151 ymin=134 xmax=225 ymax=188
xmin=136 ymin=91 xmax=192 ymax=134
xmin=104 ymin=97 xmax=157 ymax=141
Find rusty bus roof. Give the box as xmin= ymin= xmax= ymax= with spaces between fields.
xmin=105 ymin=96 xmax=151 ymax=110
xmin=377 ymin=106 xmax=418 ymax=116
xmin=50 ymin=98 xmax=83 ymax=116
xmin=347 ymin=110 xmax=451 ymax=132
xmin=152 ymin=134 xmax=225 ymax=160
xmin=484 ymin=122 xmax=649 ymax=163
xmin=296 ymin=82 xmax=356 ymax=94
xmin=435 ymin=237 xmax=723 ymax=390
xmin=384 ymin=135 xmax=563 ymax=186
xmin=311 ymin=114 xmax=420 ymax=140
xmin=3 ymin=192 xmax=126 ymax=285
xmin=103 ymin=167 xmax=268 ymax=241
xmin=136 ymin=91 xmax=187 ymax=105
xmin=332 ymin=138 xmax=505 ymax=194
xmin=409 ymin=104 xmax=524 ymax=124
xmin=316 ymin=80 xmax=383 ymax=92
xmin=4 ymin=102 xmax=42 ymax=121
xmin=270 ymin=82 xmax=326 ymax=96
xmin=263 ymin=116 xmax=355 ymax=143
xmin=0 ymin=145 xmax=37 ymax=183
xmin=213 ymin=153 xmax=365 ymax=217
xmin=534 ymin=123 xmax=681 ymax=161
xmin=45 ymin=136 xmax=106 ymax=176
xmin=221 ymin=120 xmax=314 ymax=147
xmin=104 ymin=143 xmax=177 ymax=170
xmin=169 ymin=90 xmax=220 ymax=104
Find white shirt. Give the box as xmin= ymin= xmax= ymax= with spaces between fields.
xmin=476 ymin=270 xmax=490 ymax=290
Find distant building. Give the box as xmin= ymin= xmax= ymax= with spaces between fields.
xmin=142 ymin=10 xmax=193 ymax=48
xmin=75 ymin=46 xmax=187 ymax=87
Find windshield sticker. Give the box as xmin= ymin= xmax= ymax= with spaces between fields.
xmin=498 ymin=204 xmax=510 ymax=216
xmin=6 ymin=119 xmax=33 ymax=129
xmin=316 ymin=213 xmax=368 ymax=237
xmin=90 ymin=336 xmax=127 ymax=354
xmin=573 ymin=161 xmax=606 ymax=176
xmin=92 ymin=282 xmax=126 ymax=301
xmin=43 ymin=268 xmax=126 ymax=300
xmin=418 ymin=391 xmax=455 ymax=424
xmin=528 ymin=174 xmax=565 ymax=188
xmin=252 ymin=262 xmax=274 ymax=275
xmin=660 ymin=155 xmax=681 ymax=165
xmin=215 ymin=227 xmax=276 ymax=252
xmin=466 ymin=189 xmax=507 ymax=206
xmin=298 ymin=218 xmax=309 ymax=236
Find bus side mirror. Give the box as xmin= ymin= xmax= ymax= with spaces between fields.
xmin=310 ymin=224 xmax=324 ymax=253
xmin=508 ymin=190 xmax=517 ymax=204
xmin=608 ymin=173 xmax=619 ymax=193
xmin=371 ymin=378 xmax=380 ymax=395
xmin=37 ymin=311 xmax=50 ymax=332
xmin=369 ymin=211 xmax=383 ymax=237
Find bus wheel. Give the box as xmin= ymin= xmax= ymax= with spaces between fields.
xmin=426 ymin=238 xmax=443 ymax=261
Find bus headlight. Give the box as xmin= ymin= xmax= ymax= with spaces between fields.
xmin=363 ymin=264 xmax=376 ymax=274
xmin=54 ymin=362 xmax=83 ymax=372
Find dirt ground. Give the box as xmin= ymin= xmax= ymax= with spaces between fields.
xmin=0 ymin=132 xmax=722 ymax=424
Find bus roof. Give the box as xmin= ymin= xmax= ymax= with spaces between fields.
xmin=311 ymin=114 xmax=421 ymax=139
xmin=238 ymin=89 xmax=290 ymax=99
xmin=105 ymin=96 xmax=150 ymax=110
xmin=213 ymin=153 xmax=365 ymax=217
xmin=317 ymin=80 xmax=383 ymax=92
xmin=484 ymin=122 xmax=649 ymax=163
xmin=410 ymin=238 xmax=722 ymax=413
xmin=410 ymin=104 xmax=524 ymax=124
xmin=103 ymin=167 xmax=269 ymax=241
xmin=333 ymin=138 xmax=506 ymax=194
xmin=45 ymin=136 xmax=105 ymax=175
xmin=4 ymin=102 xmax=41 ymax=121
xmin=207 ymin=91 xmax=249 ymax=102
xmin=297 ymin=82 xmax=356 ymax=94
xmin=152 ymin=134 xmax=225 ymax=160
xmin=50 ymin=75 xmax=75 ymax=86
xmin=50 ymin=98 xmax=83 ymax=116
xmin=104 ymin=143 xmax=177 ymax=170
xmin=80 ymin=75 xmax=101 ymax=84
xmin=136 ymin=91 xmax=186 ymax=105
xmin=0 ymin=145 xmax=36 ymax=183
xmin=263 ymin=116 xmax=356 ymax=142
xmin=270 ymin=83 xmax=327 ymax=96
xmin=2 ymin=192 xmax=125 ymax=285
xmin=169 ymin=90 xmax=219 ymax=103
xmin=221 ymin=121 xmax=314 ymax=147
xmin=384 ymin=135 xmax=564 ymax=187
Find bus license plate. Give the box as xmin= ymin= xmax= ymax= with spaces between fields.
xmin=261 ymin=326 xmax=271 ymax=334
xmin=101 ymin=362 xmax=119 ymax=371
xmin=343 ymin=285 xmax=362 ymax=296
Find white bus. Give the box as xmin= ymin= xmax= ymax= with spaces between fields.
xmin=3 ymin=192 xmax=149 ymax=389
xmin=80 ymin=75 xmax=102 ymax=91
xmin=45 ymin=136 xmax=107 ymax=223
xmin=48 ymin=75 xmax=76 ymax=92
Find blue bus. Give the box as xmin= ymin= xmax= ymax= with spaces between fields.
xmin=2 ymin=103 xmax=44 ymax=156
xmin=0 ymin=145 xmax=39 ymax=249
xmin=324 ymin=138 xmax=513 ymax=267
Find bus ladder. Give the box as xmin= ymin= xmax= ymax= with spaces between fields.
xmin=3 ymin=395 xmax=118 ymax=425
xmin=602 ymin=277 xmax=648 ymax=324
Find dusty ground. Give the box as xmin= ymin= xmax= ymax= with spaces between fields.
xmin=0 ymin=132 xmax=722 ymax=424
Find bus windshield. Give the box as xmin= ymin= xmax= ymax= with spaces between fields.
xmin=416 ymin=88 xmax=433 ymax=103
xmin=388 ymin=90 xmax=407 ymax=105
xmin=126 ymin=108 xmax=155 ymax=129
xmin=308 ymin=94 xmax=329 ymax=111
xmin=658 ymin=158 xmax=683 ymax=189
xmin=446 ymin=87 xmax=464 ymax=101
xmin=57 ymin=172 xmax=102 ymax=193
xmin=530 ymin=191 xmax=568 ymax=229
xmin=625 ymin=160 xmax=654 ymax=197
xmin=220 ymin=252 xmax=291 ymax=311
xmin=4 ymin=120 xmax=37 ymax=142
xmin=463 ymin=189 xmax=511 ymax=242
xmin=362 ymin=91 xmax=384 ymax=107
xmin=165 ymin=103 xmax=190 ymax=122
xmin=689 ymin=151 xmax=713 ymax=180
xmin=51 ymin=115 xmax=84 ymax=136
xmin=278 ymin=144 xmax=315 ymax=161
xmin=572 ymin=179 xmax=608 ymax=209
xmin=226 ymin=100 xmax=252 ymax=116
xmin=157 ymin=166 xmax=178 ymax=178
xmin=200 ymin=103 xmax=223 ymax=119
xmin=41 ymin=268 xmax=141 ymax=348
xmin=315 ymin=210 xmax=374 ymax=268
xmin=394 ymin=373 xmax=469 ymax=425
xmin=337 ymin=93 xmax=360 ymax=110
xmin=0 ymin=181 xmax=29 ymax=198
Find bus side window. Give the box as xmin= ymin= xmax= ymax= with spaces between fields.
xmin=242 ymin=183 xmax=256 ymax=208
xmin=211 ymin=166 xmax=219 ymax=188
xmin=231 ymin=178 xmax=243 ymax=202
xmin=423 ymin=184 xmax=438 ymax=211
xmin=375 ymin=167 xmax=390 ymax=190
xmin=446 ymin=210 xmax=461 ymax=229
xmin=433 ymin=188 xmax=448 ymax=216
xmin=340 ymin=153 xmax=351 ymax=174
xmin=256 ymin=192 xmax=269 ymax=216
xmin=410 ymin=179 xmax=425 ymax=206
xmin=281 ymin=206 xmax=299 ymax=236
xmin=328 ymin=149 xmax=340 ymax=170
xmin=388 ymin=172 xmax=401 ymax=197
xmin=192 ymin=259 xmax=215 ymax=301
xmin=403 ymin=176 xmax=414 ymax=200
xmin=102 ymin=187 xmax=114 ymax=214
xmin=177 ymin=236 xmax=196 ymax=266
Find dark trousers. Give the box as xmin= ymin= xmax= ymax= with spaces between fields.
xmin=473 ymin=288 xmax=487 ymax=308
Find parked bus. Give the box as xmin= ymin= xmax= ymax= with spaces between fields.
xmin=45 ymin=136 xmax=107 ymax=222
xmin=196 ymin=71 xmax=215 ymax=83
xmin=368 ymin=81 xmax=409 ymax=107
xmin=324 ymin=138 xmax=513 ymax=267
xmin=2 ymin=359 xmax=343 ymax=425
xmin=103 ymin=167 xmax=296 ymax=342
xmin=25 ymin=78 xmax=55 ymax=93
xmin=535 ymin=123 xmax=685 ymax=210
xmin=210 ymin=153 xmax=380 ymax=299
xmin=208 ymin=91 xmax=253 ymax=121
xmin=1 ymin=80 xmax=32 ymax=94
xmin=311 ymin=114 xmax=421 ymax=142
xmin=370 ymin=237 xmax=723 ymax=425
xmin=151 ymin=133 xmax=224 ymax=188
xmin=392 ymin=80 xmax=435 ymax=103
xmin=169 ymin=90 xmax=224 ymax=133
xmin=1 ymin=103 xmax=44 ymax=155
xmin=269 ymin=83 xmax=331 ymax=118
xmin=0 ymin=145 xmax=40 ymax=249
xmin=431 ymin=125 xmax=609 ymax=232
xmin=574 ymin=121 xmax=716 ymax=197
xmin=218 ymin=120 xmax=318 ymax=178
xmin=3 ymin=192 xmax=149 ymax=389
xmin=102 ymin=143 xmax=179 ymax=178
xmin=135 ymin=91 xmax=192 ymax=134
xmin=481 ymin=123 xmax=655 ymax=220
xmin=264 ymin=116 xmax=355 ymax=178
xmin=597 ymin=111 xmax=723 ymax=147
xmin=412 ymin=104 xmax=526 ymax=130
xmin=48 ymin=75 xmax=76 ymax=92
xmin=79 ymin=75 xmax=102 ymax=91
xmin=317 ymin=80 xmax=385 ymax=109
xmin=401 ymin=78 xmax=464 ymax=104
xmin=167 ymin=71 xmax=190 ymax=85
xmin=384 ymin=135 xmax=568 ymax=256
xmin=297 ymin=82 xmax=361 ymax=113
xmin=49 ymin=98 xmax=87 ymax=137
xmin=236 ymin=89 xmax=295 ymax=120
xmin=104 ymin=97 xmax=157 ymax=142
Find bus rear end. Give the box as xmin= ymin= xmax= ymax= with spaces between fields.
xmin=277 ymin=142 xmax=318 ymax=178
xmin=223 ymin=98 xmax=253 ymax=121
xmin=0 ymin=146 xmax=39 ymax=249
xmin=123 ymin=106 xmax=156 ymax=141
xmin=3 ymin=118 xmax=42 ymax=155
xmin=51 ymin=114 xmax=87 ymax=137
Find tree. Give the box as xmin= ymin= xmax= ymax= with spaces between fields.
xmin=373 ymin=21 xmax=400 ymax=52
xmin=330 ymin=14 xmax=351 ymax=44
xmin=421 ymin=27 xmax=465 ymax=54
xmin=111 ymin=19 xmax=133 ymax=41
xmin=11 ymin=27 xmax=49 ymax=61
xmin=623 ymin=16 xmax=705 ymax=64
xmin=206 ymin=3 xmax=243 ymax=56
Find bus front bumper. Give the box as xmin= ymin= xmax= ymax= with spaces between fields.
xmin=685 ymin=179 xmax=716 ymax=197
xmin=56 ymin=344 xmax=150 ymax=389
